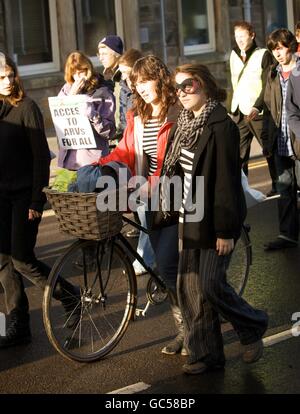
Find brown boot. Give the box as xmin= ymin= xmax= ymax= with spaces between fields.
xmin=242 ymin=339 xmax=264 ymax=364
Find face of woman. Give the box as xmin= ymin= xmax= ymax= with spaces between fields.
xmin=119 ymin=64 xmax=133 ymax=89
xmin=73 ymin=69 xmax=87 ymax=82
xmin=0 ymin=67 xmax=14 ymax=96
xmin=175 ymin=72 xmax=207 ymax=115
xmin=135 ymin=78 xmax=159 ymax=105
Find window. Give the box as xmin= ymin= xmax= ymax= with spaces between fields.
xmin=180 ymin=0 xmax=215 ymax=55
xmin=1 ymin=0 xmax=59 ymax=76
xmin=263 ymin=0 xmax=294 ymax=34
xmin=228 ymin=0 xmax=294 ymax=47
xmin=75 ymin=0 xmax=122 ymax=59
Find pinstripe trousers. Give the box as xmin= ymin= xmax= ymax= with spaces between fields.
xmin=178 ymin=247 xmax=268 ymax=364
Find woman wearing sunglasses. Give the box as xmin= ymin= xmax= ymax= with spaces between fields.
xmin=160 ymin=64 xmax=268 ymax=374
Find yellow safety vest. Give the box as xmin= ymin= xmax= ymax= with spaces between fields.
xmin=230 ymin=48 xmax=266 ymax=115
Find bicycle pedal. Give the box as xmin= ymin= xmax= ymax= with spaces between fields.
xmin=135 ymin=308 xmax=145 ymax=317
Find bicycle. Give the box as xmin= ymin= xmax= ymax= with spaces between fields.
xmin=42 ymin=198 xmax=252 ymax=363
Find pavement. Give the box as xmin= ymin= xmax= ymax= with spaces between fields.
xmin=1 ymin=161 xmax=300 ymax=394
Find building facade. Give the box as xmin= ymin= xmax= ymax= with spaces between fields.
xmin=0 ymin=0 xmax=299 ymax=130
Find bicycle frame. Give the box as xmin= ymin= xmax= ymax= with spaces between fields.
xmin=86 ymin=215 xmax=167 ymax=318
xmin=120 ymin=216 xmax=167 ymax=292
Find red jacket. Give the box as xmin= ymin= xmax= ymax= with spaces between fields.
xmin=98 ymin=106 xmax=180 ymax=180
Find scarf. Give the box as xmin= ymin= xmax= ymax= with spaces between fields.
xmin=159 ymin=99 xmax=218 ymax=217
xmin=163 ymin=98 xmax=218 ymax=178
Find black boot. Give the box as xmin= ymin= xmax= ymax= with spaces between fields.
xmin=161 ymin=290 xmax=188 ymax=356
xmin=54 ymin=280 xmax=82 ymax=330
xmin=0 ymin=310 xmax=31 ymax=349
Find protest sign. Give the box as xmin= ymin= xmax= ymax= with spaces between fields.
xmin=48 ymin=95 xmax=96 ymax=150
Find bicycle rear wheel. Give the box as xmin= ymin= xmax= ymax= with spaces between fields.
xmin=226 ymin=226 xmax=252 ymax=296
xmin=43 ymin=239 xmax=137 ymax=362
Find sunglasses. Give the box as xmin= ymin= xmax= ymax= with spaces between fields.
xmin=175 ymin=78 xmax=199 ymax=96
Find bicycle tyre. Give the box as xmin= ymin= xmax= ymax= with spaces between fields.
xmin=226 ymin=226 xmax=252 ymax=296
xmin=43 ymin=239 xmax=137 ymax=363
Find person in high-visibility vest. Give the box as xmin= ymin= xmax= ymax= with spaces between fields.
xmin=230 ymin=20 xmax=277 ymax=197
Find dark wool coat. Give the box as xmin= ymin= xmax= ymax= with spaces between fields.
xmin=0 ymin=97 xmax=50 ymax=212
xmin=177 ymin=104 xmax=247 ymax=249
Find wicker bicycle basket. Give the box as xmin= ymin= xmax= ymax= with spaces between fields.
xmin=44 ymin=187 xmax=123 ymax=241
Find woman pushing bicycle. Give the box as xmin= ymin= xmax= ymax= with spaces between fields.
xmin=97 ymin=55 xmax=186 ymax=356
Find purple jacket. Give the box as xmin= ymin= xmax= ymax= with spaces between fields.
xmin=57 ymin=82 xmax=116 ymax=170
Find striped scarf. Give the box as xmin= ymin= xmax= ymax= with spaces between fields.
xmin=162 ymin=99 xmax=218 ymax=178
xmin=160 ymin=99 xmax=218 ymax=216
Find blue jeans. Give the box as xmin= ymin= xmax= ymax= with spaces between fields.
xmin=149 ymin=224 xmax=179 ymax=291
xmin=133 ymin=204 xmax=155 ymax=272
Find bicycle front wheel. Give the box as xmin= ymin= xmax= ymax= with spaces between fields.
xmin=43 ymin=239 xmax=137 ymax=363
xmin=226 ymin=226 xmax=252 ymax=296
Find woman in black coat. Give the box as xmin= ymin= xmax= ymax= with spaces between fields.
xmin=160 ymin=63 xmax=268 ymax=375
xmin=0 ymin=52 xmax=79 ymax=348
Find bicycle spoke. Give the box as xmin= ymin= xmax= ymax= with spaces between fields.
xmin=44 ymin=240 xmax=137 ymax=362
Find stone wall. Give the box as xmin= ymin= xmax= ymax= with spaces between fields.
xmin=162 ymin=0 xmax=180 ymax=67
xmin=227 ymin=0 xmax=266 ymax=47
xmin=2 ymin=0 xmax=299 ymax=135
xmin=23 ymin=73 xmax=64 ymax=132
xmin=139 ymin=0 xmax=164 ymax=58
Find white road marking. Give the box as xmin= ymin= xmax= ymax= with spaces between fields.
xmin=107 ymin=328 xmax=299 ymax=394
xmin=263 ymin=328 xmax=299 ymax=347
xmin=107 ymin=382 xmax=151 ymax=394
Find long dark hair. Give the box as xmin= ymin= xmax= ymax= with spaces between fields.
xmin=0 ymin=52 xmax=25 ymax=106
xmin=174 ymin=64 xmax=227 ymax=102
xmin=130 ymin=55 xmax=177 ymax=124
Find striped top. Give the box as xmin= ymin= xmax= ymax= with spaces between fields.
xmin=179 ymin=148 xmax=195 ymax=224
xmin=143 ymin=118 xmax=162 ymax=176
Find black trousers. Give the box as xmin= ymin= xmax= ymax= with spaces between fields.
xmin=0 ymin=189 xmax=49 ymax=315
xmin=274 ymin=153 xmax=299 ymax=241
xmin=232 ymin=111 xmax=277 ymax=187
xmin=178 ymin=248 xmax=268 ymax=364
